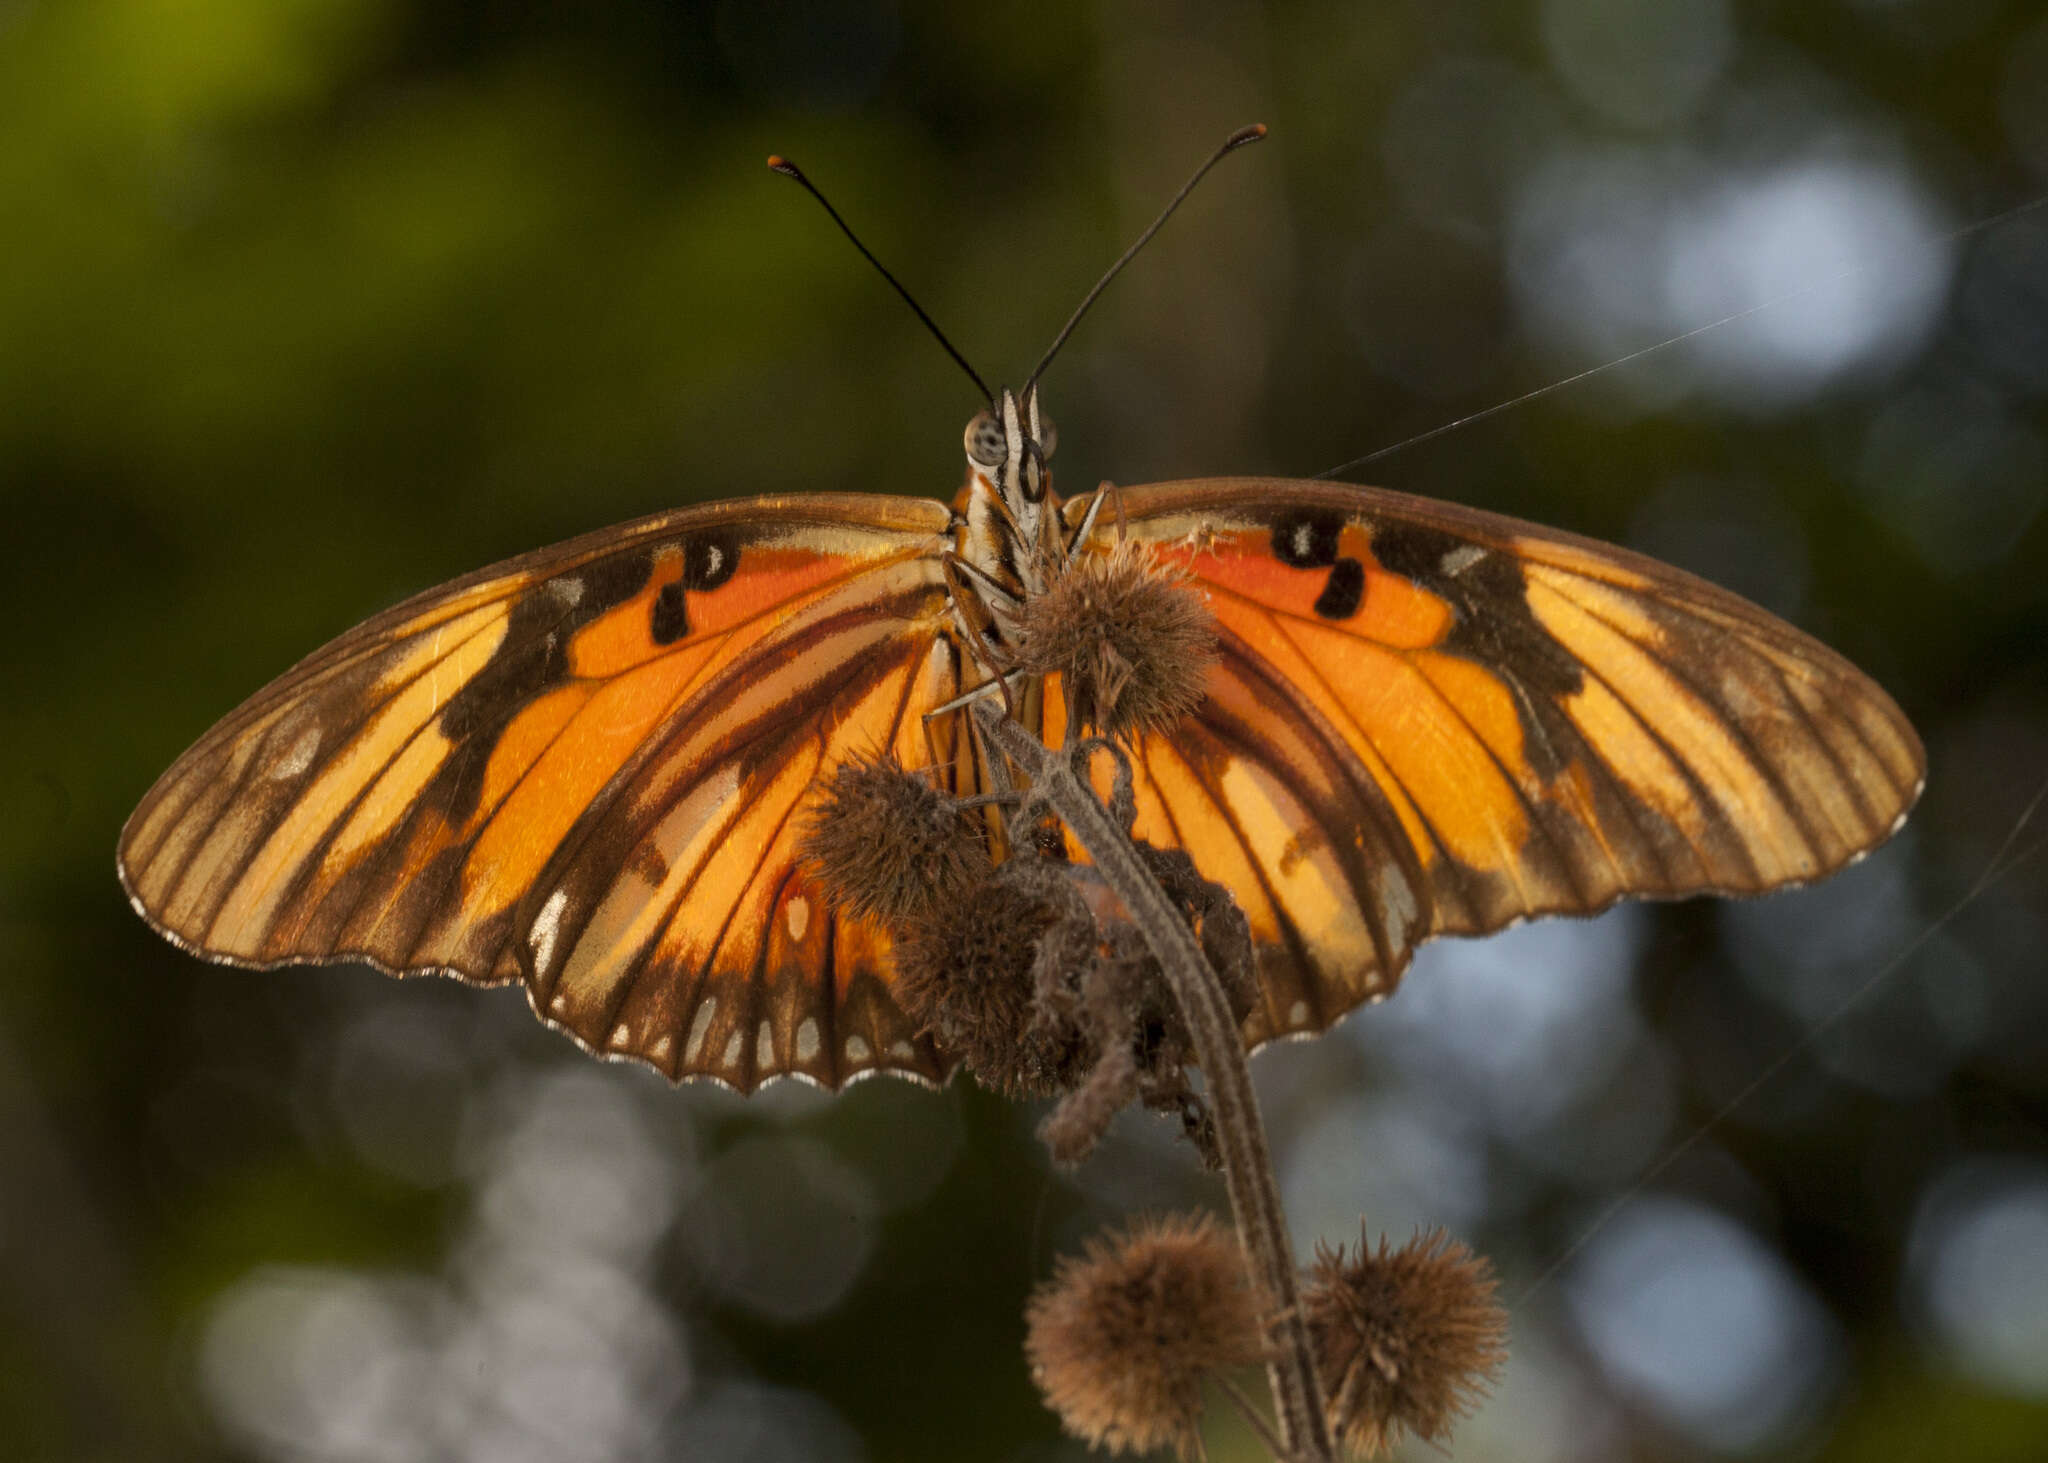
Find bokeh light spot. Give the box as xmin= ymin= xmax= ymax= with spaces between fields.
xmin=677 ymin=1135 xmax=879 ymax=1323
xmin=1511 ymin=144 xmax=1951 ymax=410
xmin=1282 ymin=1093 xmax=1490 ymax=1252
xmin=1908 ymin=1157 xmax=2048 ymax=1396
xmin=199 ymin=1267 xmax=435 ymax=1463
xmin=1351 ymin=908 xmax=1650 ymax=1137
xmin=1567 ymin=1197 xmax=1840 ymax=1451
xmin=1663 ymin=162 xmax=1950 ymax=400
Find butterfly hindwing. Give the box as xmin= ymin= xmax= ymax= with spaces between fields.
xmin=118 ymin=493 xmax=965 ymax=1091
xmin=1067 ymin=478 xmax=1925 ymax=1046
xmin=515 ymin=570 xmax=972 ymax=1088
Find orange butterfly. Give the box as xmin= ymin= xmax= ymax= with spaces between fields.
xmin=117 ymin=142 xmax=1924 ymax=1095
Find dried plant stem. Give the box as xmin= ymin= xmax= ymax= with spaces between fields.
xmin=975 ymin=704 xmax=1334 ymax=1463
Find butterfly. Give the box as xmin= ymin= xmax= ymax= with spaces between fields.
xmin=117 ymin=140 xmax=1925 ymax=1095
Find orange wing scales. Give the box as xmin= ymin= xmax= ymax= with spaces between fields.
xmin=119 ymin=496 xmax=964 ymax=1093
xmin=1088 ymin=479 xmax=1923 ymax=1049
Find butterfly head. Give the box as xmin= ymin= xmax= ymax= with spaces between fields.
xmin=965 ymin=384 xmax=1057 ymax=503
xmin=962 ymin=381 xmax=1056 ymax=495
xmin=963 ymin=384 xmax=1060 ymax=583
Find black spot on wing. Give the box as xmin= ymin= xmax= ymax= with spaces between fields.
xmin=651 ymin=531 xmax=741 ymax=647
xmin=1313 ymin=557 xmax=1366 ymax=619
xmin=1272 ymin=510 xmax=1369 ymax=621
xmin=684 ymin=531 xmax=740 ymax=591
xmin=651 ymin=581 xmax=689 ymax=645
xmin=1271 ymin=510 xmax=1342 ymax=569
xmin=436 ymin=546 xmax=655 ymax=823
xmin=1368 ymin=520 xmax=1584 ymax=781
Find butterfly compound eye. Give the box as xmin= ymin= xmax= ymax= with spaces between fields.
xmin=965 ymin=411 xmax=1009 ymax=467
xmin=1035 ymin=412 xmax=1057 ymax=459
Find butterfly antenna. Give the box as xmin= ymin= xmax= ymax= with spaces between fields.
xmin=1026 ymin=123 xmax=1267 ymax=391
xmin=768 ymin=155 xmax=994 ymax=407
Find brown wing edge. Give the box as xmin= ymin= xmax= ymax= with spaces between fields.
xmin=112 ymin=898 xmax=960 ymax=1097
xmin=116 ymin=492 xmax=962 ymax=1097
xmin=1234 ymin=772 xmax=1925 ymax=1066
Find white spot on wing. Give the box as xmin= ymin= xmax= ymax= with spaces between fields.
xmin=1440 ymin=544 xmax=1487 ymax=577
xmin=650 ymin=1034 xmax=672 ymax=1062
xmin=1718 ymin=666 xmax=1766 ymax=721
xmin=845 ymin=1034 xmax=872 ymax=1062
xmin=796 ymin=1017 xmax=820 ymax=1064
xmin=685 ymin=1000 xmax=716 ymax=1063
xmin=271 ymin=726 xmax=321 ymax=780
xmin=530 ymin=889 xmax=569 ymax=976
xmin=786 ymin=895 xmax=811 ymax=942
xmin=888 ymin=1039 xmax=915 ymax=1061
xmin=1288 ymin=1000 xmax=1310 ymax=1027
xmin=548 ymin=576 xmax=584 ymax=607
xmin=610 ymin=1022 xmax=631 ymax=1048
xmin=757 ymin=1021 xmax=775 ymax=1069
xmin=722 ymin=1029 xmax=744 ymax=1069
xmin=1379 ymin=876 xmax=1419 ymax=948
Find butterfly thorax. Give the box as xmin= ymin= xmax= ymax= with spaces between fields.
xmin=955 ymin=383 xmax=1061 ymax=603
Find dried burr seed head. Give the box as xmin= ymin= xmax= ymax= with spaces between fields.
xmin=1302 ymin=1225 xmax=1509 ymax=1458
xmin=892 ymin=868 xmax=1093 ymax=1096
xmin=1025 ymin=1212 xmax=1268 ymax=1460
xmin=1013 ymin=541 xmax=1217 ymax=739
xmin=798 ymin=752 xmax=990 ymax=930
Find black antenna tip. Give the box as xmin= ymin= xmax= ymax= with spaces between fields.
xmin=766 ymin=149 xmax=993 ymax=405
xmin=1025 ymin=123 xmax=1272 ymax=389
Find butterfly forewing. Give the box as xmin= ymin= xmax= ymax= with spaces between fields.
xmin=119 ymin=494 xmax=964 ymax=1091
xmin=1072 ymin=479 xmax=1924 ymax=1047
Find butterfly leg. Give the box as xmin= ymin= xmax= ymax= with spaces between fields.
xmin=921 ymin=676 xmax=1025 ymax=856
xmin=922 ymin=675 xmax=1022 ymax=801
xmin=942 ymin=551 xmax=1023 ymax=621
xmin=940 ymin=552 xmax=1018 ymax=660
xmin=1062 ymin=479 xmax=1122 ymax=562
xmin=925 ymin=674 xmax=1018 ymax=728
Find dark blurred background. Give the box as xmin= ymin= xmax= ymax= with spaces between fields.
xmin=5 ymin=2 xmax=2047 ymax=1459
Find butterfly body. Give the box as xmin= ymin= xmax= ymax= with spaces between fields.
xmin=119 ymin=395 xmax=1923 ymax=1091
